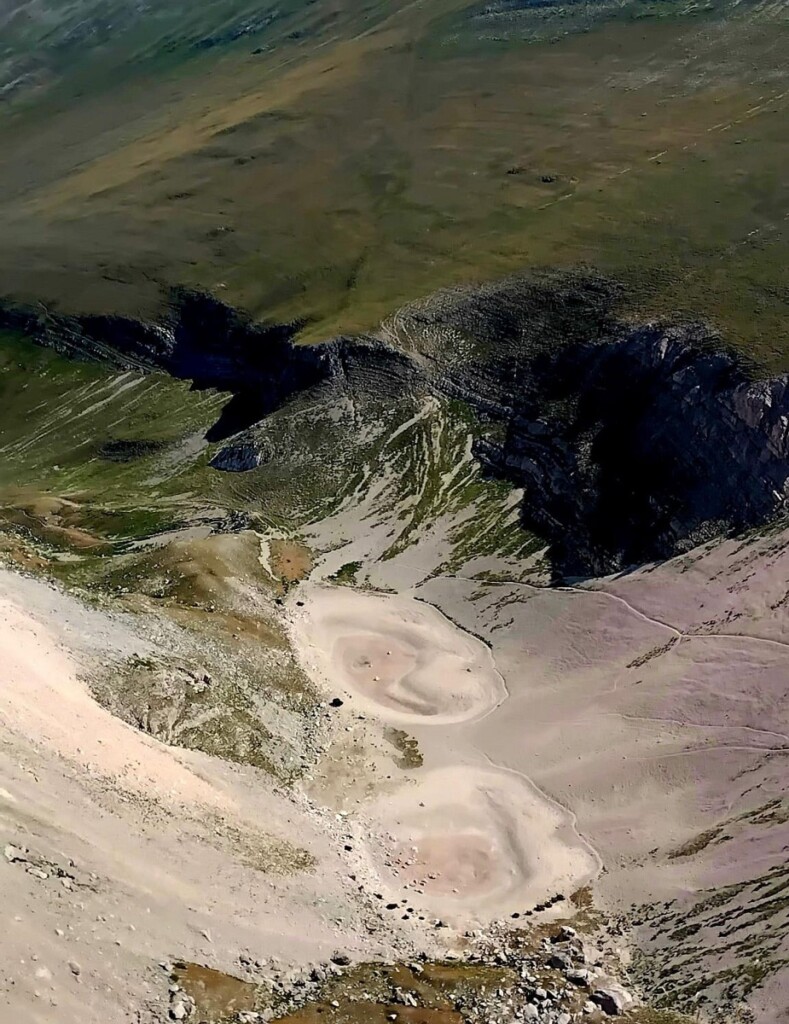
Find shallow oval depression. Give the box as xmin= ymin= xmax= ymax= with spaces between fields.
xmin=368 ymin=765 xmax=598 ymax=926
xmin=290 ymin=584 xmax=507 ymax=725
xmin=290 ymin=582 xmax=599 ymax=927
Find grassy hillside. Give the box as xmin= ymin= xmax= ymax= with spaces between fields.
xmin=0 ymin=0 xmax=787 ymax=365
xmin=0 ymin=323 xmax=531 ymax=587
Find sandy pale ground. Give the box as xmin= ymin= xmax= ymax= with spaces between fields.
xmin=291 ymin=585 xmax=507 ymax=725
xmin=291 ymin=530 xmax=789 ymax=1020
xmin=290 ymin=584 xmax=598 ymax=928
xmin=365 ymin=765 xmax=598 ymax=926
xmin=0 ymin=572 xmax=420 ymax=1024
xmin=3 ymin=518 xmax=788 ymax=1021
xmin=406 ymin=533 xmax=789 ymax=1022
xmin=0 ymin=593 xmax=229 ymax=810
xmin=414 ymin=550 xmax=789 ymax=898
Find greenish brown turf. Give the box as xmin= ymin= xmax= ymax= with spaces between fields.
xmin=0 ymin=0 xmax=786 ymax=365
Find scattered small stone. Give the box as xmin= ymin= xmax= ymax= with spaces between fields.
xmin=329 ymin=698 xmax=344 ymax=708
xmin=330 ymin=953 xmax=351 ymax=967
xmin=68 ymin=961 xmax=81 ymax=977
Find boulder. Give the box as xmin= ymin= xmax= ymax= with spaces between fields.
xmin=591 ymin=985 xmax=633 ymax=1016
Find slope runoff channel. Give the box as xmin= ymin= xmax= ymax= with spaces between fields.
xmin=290 ymin=583 xmax=507 ymax=725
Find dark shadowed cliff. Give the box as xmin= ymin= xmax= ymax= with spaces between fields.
xmin=2 ymin=275 xmax=787 ymax=578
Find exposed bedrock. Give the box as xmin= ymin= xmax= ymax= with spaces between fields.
xmin=469 ymin=324 xmax=789 ymax=577
xmin=0 ymin=288 xmax=419 ymax=442
xmin=3 ymin=274 xmax=788 ymax=577
xmin=385 ymin=275 xmax=789 ymax=577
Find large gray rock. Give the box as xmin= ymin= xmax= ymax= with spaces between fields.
xmin=591 ymin=985 xmax=633 ymax=1016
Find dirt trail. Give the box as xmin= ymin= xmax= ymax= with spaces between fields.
xmin=444 ymin=571 xmax=789 ymax=655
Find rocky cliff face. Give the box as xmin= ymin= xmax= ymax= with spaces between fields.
xmin=0 ymin=289 xmax=418 ymax=442
xmin=470 ymin=324 xmax=789 ymax=576
xmin=3 ymin=275 xmax=788 ymax=578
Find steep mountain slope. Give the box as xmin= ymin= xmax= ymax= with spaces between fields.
xmin=3 ymin=273 xmax=789 ymax=577
xmin=0 ymin=0 xmax=787 ymax=360
xmin=0 ymin=2 xmax=787 ymax=1023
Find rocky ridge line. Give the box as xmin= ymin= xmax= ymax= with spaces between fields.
xmin=3 ymin=275 xmax=788 ymax=577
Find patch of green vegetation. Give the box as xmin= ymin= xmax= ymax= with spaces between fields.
xmin=329 ymin=561 xmax=362 ymax=585
xmin=565 ymin=885 xmax=606 ymax=933
xmin=667 ymin=826 xmax=723 ymax=860
xmin=169 ymin=956 xmax=523 ymax=1024
xmin=0 ymin=327 xmax=227 ymax=531
xmin=173 ymin=961 xmax=258 ymax=1021
xmin=278 ymin=959 xmax=517 ymax=1024
xmin=90 ymin=641 xmax=319 ymax=784
xmin=204 ymin=814 xmax=317 ymax=875
xmin=0 ymin=0 xmax=786 ymax=369
xmin=372 ymin=396 xmax=538 ymax=567
xmin=384 ymin=727 xmax=424 ymax=769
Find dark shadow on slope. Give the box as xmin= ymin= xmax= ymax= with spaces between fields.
xmin=3 ymin=272 xmax=788 ymax=580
